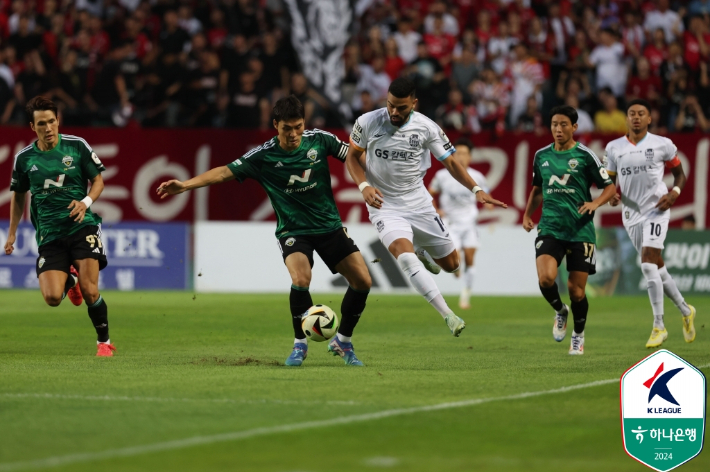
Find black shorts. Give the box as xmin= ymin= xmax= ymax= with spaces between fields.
xmin=535 ymin=236 xmax=596 ymax=275
xmin=277 ymin=227 xmax=359 ymax=274
xmin=36 ymin=225 xmax=108 ymax=276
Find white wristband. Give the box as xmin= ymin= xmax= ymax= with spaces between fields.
xmin=358 ymin=181 xmax=371 ymax=192
xmin=81 ymin=196 xmax=93 ymax=208
xmin=671 ymin=186 xmax=681 ymax=196
xmin=471 ymin=186 xmax=482 ymax=194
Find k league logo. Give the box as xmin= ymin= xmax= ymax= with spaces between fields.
xmin=646 ymin=149 xmax=655 ymax=161
xmin=621 ymin=350 xmax=706 ymax=471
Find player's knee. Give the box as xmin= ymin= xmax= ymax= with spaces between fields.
xmin=81 ymin=284 xmax=100 ymax=305
xmin=539 ymin=275 xmax=556 ymax=288
xmin=43 ymin=294 xmax=62 ymax=307
xmin=352 ymin=273 xmax=372 ymax=292
xmin=439 ymin=252 xmax=460 ymax=273
xmin=291 ymin=273 xmax=312 ymax=288
xmin=568 ymin=285 xmax=586 ymax=302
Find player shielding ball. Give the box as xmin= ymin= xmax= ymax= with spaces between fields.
xmin=605 ymin=99 xmax=696 ymax=348
xmin=157 ymin=96 xmax=372 ymax=366
xmin=346 ymin=78 xmax=506 ymax=337
xmin=4 ymin=97 xmax=113 ymax=356
xmin=428 ymin=137 xmax=490 ymax=309
xmin=523 ymin=106 xmax=616 ymax=355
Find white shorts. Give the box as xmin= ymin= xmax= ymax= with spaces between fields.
xmin=370 ymin=207 xmax=456 ymax=259
xmin=447 ymin=222 xmax=479 ymax=249
xmin=626 ymin=216 xmax=669 ymax=253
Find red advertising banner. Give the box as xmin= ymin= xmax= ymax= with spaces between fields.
xmin=1 ymin=128 xmax=707 ymax=228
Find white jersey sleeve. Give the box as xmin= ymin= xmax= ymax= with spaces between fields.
xmin=661 ymin=137 xmax=678 ymax=163
xmin=424 ymin=126 xmax=455 ymax=161
xmin=350 ymin=116 xmax=369 ymax=151
xmin=604 ymin=141 xmax=618 ymax=173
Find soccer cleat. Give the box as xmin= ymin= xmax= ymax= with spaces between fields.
xmin=646 ymin=328 xmax=668 ymax=348
xmin=285 ymin=343 xmax=308 ymax=366
xmin=552 ymin=305 xmax=569 ymax=342
xmin=96 ymin=343 xmax=116 ymax=357
xmin=459 ymin=288 xmax=471 ymax=309
xmin=67 ymin=266 xmax=83 ymax=306
xmin=327 ymin=337 xmax=364 ymax=366
xmin=569 ymin=332 xmax=584 ymax=355
xmin=682 ymin=305 xmax=696 ymax=343
xmin=445 ymin=313 xmax=466 ymax=337
xmin=415 ymin=248 xmax=441 ymax=275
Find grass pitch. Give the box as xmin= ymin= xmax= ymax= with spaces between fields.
xmin=0 ymin=290 xmax=708 ymax=472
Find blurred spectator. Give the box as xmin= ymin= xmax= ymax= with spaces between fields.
xmin=384 ymin=38 xmax=406 ymax=80
xmin=643 ymin=28 xmax=668 ymax=76
xmin=649 ymin=107 xmax=669 ymax=135
xmin=597 ymin=0 xmax=620 ymax=29
xmin=516 ymin=96 xmax=544 ymax=134
xmin=674 ymin=93 xmax=710 ymax=132
xmin=9 ymin=14 xmax=41 ymax=59
xmin=626 ymin=57 xmax=662 ymax=106
xmin=475 ymin=10 xmax=494 ymax=47
xmin=644 ymin=0 xmax=684 ymax=44
xmin=207 ymin=8 xmax=228 ymax=50
xmin=452 ymin=48 xmax=482 ymax=94
xmin=353 ymin=55 xmax=390 ymax=110
xmin=226 ymin=71 xmax=269 ymax=128
xmin=353 ymin=90 xmax=375 ymax=116
xmin=683 ymin=16 xmax=710 ymax=73
xmin=660 ymin=41 xmax=687 ymax=92
xmin=566 ymin=95 xmax=594 ymax=134
xmin=527 ymin=17 xmax=554 ymax=71
xmin=178 ymin=4 xmax=202 ymax=36
xmin=487 ymin=20 xmax=517 ymax=76
xmin=258 ymin=32 xmax=291 ymax=97
xmin=407 ymin=42 xmax=447 ymax=117
xmin=468 ymin=67 xmax=509 ymax=133
xmin=681 ymin=215 xmax=697 ymax=230
xmin=393 ymin=18 xmax=421 ymax=64
xmin=621 ymin=12 xmax=645 ymax=59
xmin=159 ymin=9 xmax=190 ymax=56
xmin=15 ymin=51 xmax=50 ymax=109
xmin=547 ymin=3 xmax=575 ymax=71
xmin=424 ymin=1 xmax=459 ymax=37
xmin=424 ymin=17 xmax=455 ymax=68
xmin=435 ymin=88 xmax=473 ymax=131
xmin=587 ymin=28 xmax=627 ymax=97
xmin=594 ymin=88 xmax=627 ymax=133
xmin=507 ymin=43 xmax=544 ymax=127
xmin=689 ymin=0 xmax=710 ymax=16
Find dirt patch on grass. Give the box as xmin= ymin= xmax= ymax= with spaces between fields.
xmin=191 ymin=356 xmax=280 ymax=367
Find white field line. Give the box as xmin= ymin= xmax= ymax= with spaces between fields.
xmin=0 ymin=393 xmax=358 ymax=407
xmin=1 ymin=363 xmax=708 ymax=472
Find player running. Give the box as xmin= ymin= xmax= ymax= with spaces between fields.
xmin=4 ymin=96 xmax=113 ymax=356
xmin=428 ymin=137 xmax=490 ymax=309
xmin=523 ymin=105 xmax=616 ymax=355
xmin=605 ymin=99 xmax=696 ymax=348
xmin=157 ymin=96 xmax=371 ymax=367
xmin=345 ymin=78 xmax=506 ymax=337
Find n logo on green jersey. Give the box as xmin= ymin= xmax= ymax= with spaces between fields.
xmin=287 ymin=169 xmax=312 ymax=186
xmin=43 ymin=174 xmax=65 ymax=189
xmin=549 ymin=174 xmax=571 ymax=186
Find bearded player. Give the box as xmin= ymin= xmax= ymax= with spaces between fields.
xmin=523 ymin=105 xmax=616 ymax=355
xmin=158 ymin=96 xmax=371 ymax=367
xmin=606 ymin=99 xmax=696 ymax=348
xmin=5 ymin=96 xmax=113 ymax=356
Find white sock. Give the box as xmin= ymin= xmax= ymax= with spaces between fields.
xmin=641 ymin=263 xmax=664 ymax=328
xmin=658 ymin=266 xmax=691 ymax=316
xmin=294 ymin=338 xmax=307 ymax=345
xmin=397 ymin=252 xmax=452 ymax=318
xmin=464 ymin=266 xmax=475 ymax=291
xmin=97 ymin=339 xmax=110 ymax=345
xmin=336 ymin=333 xmax=351 ymax=343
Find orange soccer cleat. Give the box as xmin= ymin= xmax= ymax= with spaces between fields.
xmin=67 ymin=266 xmax=83 ymax=306
xmin=96 ymin=343 xmax=116 ymax=357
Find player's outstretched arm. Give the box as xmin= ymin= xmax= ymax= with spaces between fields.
xmin=523 ymin=186 xmax=542 ymax=232
xmin=578 ymin=183 xmax=617 ymax=215
xmin=4 ymin=191 xmax=26 ymax=255
xmin=441 ymin=155 xmax=507 ymax=208
xmin=157 ymin=165 xmax=235 ymax=199
xmin=656 ymin=164 xmax=687 ymax=211
xmin=69 ymin=174 xmax=104 ymax=223
xmin=607 ymin=173 xmax=621 ymax=207
xmin=345 ymin=144 xmax=383 ymax=209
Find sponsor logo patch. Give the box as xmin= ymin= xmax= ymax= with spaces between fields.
xmin=645 ymin=149 xmax=654 ymax=161
xmin=376 ymin=221 xmax=385 ymax=233
xmin=536 ymin=241 xmax=543 ymax=249
xmin=285 ymin=237 xmax=296 ymax=247
xmin=62 ymin=156 xmax=73 ymax=167
xmin=38 ymin=257 xmax=45 ymax=268
xmin=568 ymin=158 xmax=578 ymax=169
xmin=307 ymin=149 xmax=318 ymax=161
xmin=409 ymin=134 xmax=420 ymax=148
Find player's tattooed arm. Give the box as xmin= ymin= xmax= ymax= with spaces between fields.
xmin=441 ymin=155 xmax=507 ymax=208
xmin=156 ymin=166 xmax=235 ymax=198
xmin=523 ymin=186 xmax=542 ymax=232
xmin=656 ymin=164 xmax=687 ymax=211
xmin=578 ymin=182 xmax=616 ymax=215
xmin=68 ymin=174 xmax=104 ymax=223
xmin=4 ymin=191 xmax=26 ymax=255
xmin=345 ymin=143 xmax=384 ymax=209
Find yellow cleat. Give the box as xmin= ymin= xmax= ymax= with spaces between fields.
xmin=682 ymin=305 xmax=696 ymax=343
xmin=646 ymin=328 xmax=668 ymax=348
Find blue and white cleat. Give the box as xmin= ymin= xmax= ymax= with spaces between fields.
xmin=553 ymin=305 xmax=569 ymax=342
xmin=445 ymin=313 xmax=466 ymax=337
xmin=285 ymin=343 xmax=308 ymax=366
xmin=327 ymin=337 xmax=364 ymax=366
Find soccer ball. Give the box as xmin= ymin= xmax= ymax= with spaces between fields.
xmin=301 ymin=305 xmax=339 ymax=342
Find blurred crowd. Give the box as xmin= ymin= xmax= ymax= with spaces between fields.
xmin=0 ymin=0 xmax=708 ymax=132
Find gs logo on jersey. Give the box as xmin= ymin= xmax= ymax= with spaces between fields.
xmin=307 ymin=149 xmax=318 ymax=161
xmin=645 ymin=149 xmax=654 ymax=161
xmin=62 ymin=156 xmax=73 ymax=167
xmin=409 ymin=134 xmax=420 ymax=148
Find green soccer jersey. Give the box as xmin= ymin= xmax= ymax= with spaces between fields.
xmin=10 ymin=134 xmax=105 ymax=246
xmin=226 ymin=129 xmax=349 ymax=238
xmin=532 ymin=142 xmax=613 ymax=243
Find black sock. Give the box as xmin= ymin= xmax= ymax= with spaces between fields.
xmin=339 ymin=286 xmax=369 ymax=337
xmin=571 ymin=297 xmax=589 ymax=334
xmin=87 ymin=295 xmax=109 ymax=343
xmin=62 ymin=274 xmax=75 ymax=299
xmin=539 ymin=283 xmax=564 ymax=312
xmin=290 ymin=285 xmax=313 ymax=339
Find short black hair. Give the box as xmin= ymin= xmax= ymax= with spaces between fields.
xmin=549 ymin=105 xmax=578 ymax=125
xmin=454 ymin=137 xmax=474 ymax=150
xmin=388 ymin=77 xmax=416 ymax=99
xmin=627 ymin=99 xmax=652 ymax=113
xmin=272 ymin=95 xmax=305 ymax=123
xmin=26 ymin=96 xmax=58 ymax=124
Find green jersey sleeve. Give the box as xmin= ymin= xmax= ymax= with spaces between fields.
xmin=227 ymin=152 xmax=262 ymax=182
xmin=532 ymin=155 xmax=542 ymax=187
xmin=10 ymin=154 xmax=30 ymax=192
xmin=315 ymin=129 xmax=349 ymax=162
xmin=584 ymin=148 xmax=613 ymax=188
xmin=78 ymin=141 xmax=106 ymax=180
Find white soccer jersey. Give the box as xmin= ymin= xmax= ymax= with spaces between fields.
xmin=350 ymin=108 xmax=455 ymax=212
xmin=605 ymin=132 xmax=681 ymax=227
xmin=429 ymin=167 xmax=489 ymax=225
